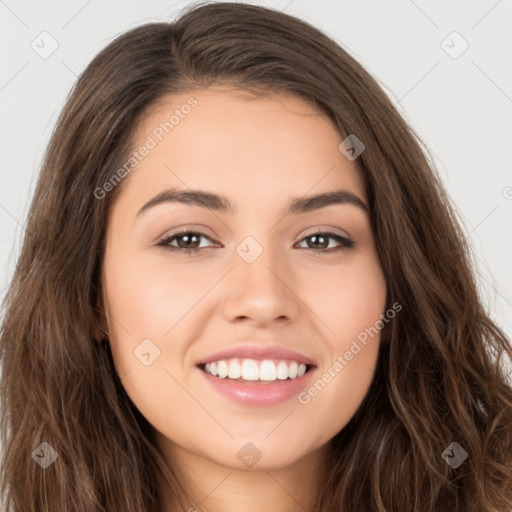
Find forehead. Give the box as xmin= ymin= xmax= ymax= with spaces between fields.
xmin=117 ymin=87 xmax=366 ymax=211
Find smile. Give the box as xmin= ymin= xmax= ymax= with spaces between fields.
xmin=197 ymin=359 xmax=316 ymax=406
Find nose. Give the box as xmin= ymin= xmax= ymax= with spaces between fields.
xmin=221 ymin=240 xmax=301 ymax=326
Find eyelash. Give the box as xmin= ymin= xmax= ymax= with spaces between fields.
xmin=156 ymin=228 xmax=355 ymax=256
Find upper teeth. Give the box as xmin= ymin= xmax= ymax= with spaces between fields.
xmin=204 ymin=358 xmax=307 ymax=381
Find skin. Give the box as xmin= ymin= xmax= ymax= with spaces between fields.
xmin=98 ymin=86 xmax=388 ymax=512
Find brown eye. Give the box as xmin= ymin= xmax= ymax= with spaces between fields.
xmin=157 ymin=230 xmax=216 ymax=255
xmin=296 ymin=231 xmax=354 ymax=253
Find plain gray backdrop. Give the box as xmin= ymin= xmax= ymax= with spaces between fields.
xmin=1 ymin=0 xmax=511 ymax=350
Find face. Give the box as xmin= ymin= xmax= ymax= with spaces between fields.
xmin=99 ymin=86 xmax=387 ymax=472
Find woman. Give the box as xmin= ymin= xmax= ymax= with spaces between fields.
xmin=1 ymin=2 xmax=511 ymax=511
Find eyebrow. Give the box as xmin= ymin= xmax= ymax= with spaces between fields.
xmin=136 ymin=187 xmax=369 ymax=217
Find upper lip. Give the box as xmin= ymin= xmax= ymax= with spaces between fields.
xmin=196 ymin=343 xmax=317 ymax=367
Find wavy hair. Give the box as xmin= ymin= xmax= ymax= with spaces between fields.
xmin=1 ymin=2 xmax=511 ymax=510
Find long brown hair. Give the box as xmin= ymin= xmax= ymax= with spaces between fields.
xmin=1 ymin=2 xmax=511 ymax=510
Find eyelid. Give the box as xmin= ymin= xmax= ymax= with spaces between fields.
xmin=156 ymin=225 xmax=216 ymax=243
xmin=157 ymin=224 xmax=351 ymax=244
xmin=156 ymin=227 xmax=218 ymax=246
xmin=300 ymin=225 xmax=351 ymax=239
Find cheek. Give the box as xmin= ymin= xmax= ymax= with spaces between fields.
xmin=299 ymin=349 xmax=378 ymax=443
xmin=103 ymin=250 xmax=204 ymax=339
xmin=303 ymin=252 xmax=387 ymax=342
xmin=102 ymin=250 xmax=219 ymax=397
xmin=294 ymin=254 xmax=385 ymax=432
xmin=101 ymin=253 xmax=193 ymax=425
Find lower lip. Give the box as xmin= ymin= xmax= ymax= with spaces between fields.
xmin=197 ymin=365 xmax=316 ymax=406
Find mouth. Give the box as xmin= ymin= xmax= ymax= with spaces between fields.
xmin=196 ymin=358 xmax=317 ymax=406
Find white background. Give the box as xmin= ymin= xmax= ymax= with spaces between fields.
xmin=1 ymin=0 xmax=511 ymax=350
